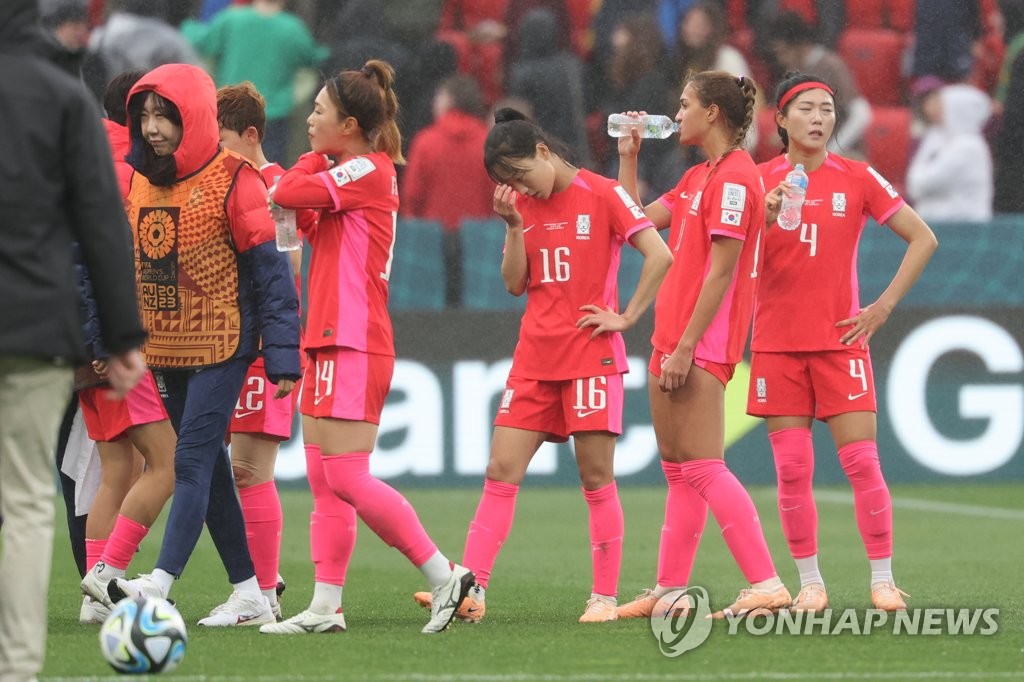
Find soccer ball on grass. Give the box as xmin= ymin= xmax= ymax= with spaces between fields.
xmin=99 ymin=595 xmax=187 ymax=674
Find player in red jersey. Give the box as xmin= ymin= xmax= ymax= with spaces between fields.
xmin=413 ymin=108 xmax=673 ymax=623
xmin=260 ymin=60 xmax=474 ymax=636
xmin=615 ymin=71 xmax=792 ymax=620
xmin=216 ymin=81 xmax=317 ymax=619
xmin=77 ymin=69 xmax=177 ymax=625
xmin=750 ymin=72 xmax=937 ymax=612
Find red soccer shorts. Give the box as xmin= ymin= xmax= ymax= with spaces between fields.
xmin=300 ymin=348 xmax=394 ymax=424
xmin=493 ymin=373 xmax=624 ymax=442
xmin=747 ymin=346 xmax=877 ymax=420
xmin=79 ymin=371 xmax=168 ymax=442
xmin=229 ymin=357 xmax=298 ymax=441
xmin=648 ymin=349 xmax=735 ymax=387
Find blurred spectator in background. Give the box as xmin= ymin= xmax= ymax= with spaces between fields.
xmin=403 ymin=75 xmax=494 ymax=307
xmin=437 ymin=0 xmax=509 ymax=105
xmin=671 ymin=1 xmax=751 ymax=83
xmin=994 ymin=0 xmax=1024 ymax=212
xmin=383 ymin=0 xmax=444 ymax=47
xmin=39 ymin=0 xmax=91 ymax=76
xmin=596 ymin=13 xmax=673 ymax=202
xmin=83 ymin=0 xmax=200 ymax=100
xmin=970 ymin=0 xmax=1006 ymax=93
xmin=906 ymin=84 xmax=993 ymax=222
xmin=401 ymin=40 xmax=460 ymax=145
xmin=910 ymin=0 xmax=980 ymax=83
xmin=507 ymin=8 xmax=591 ymax=165
xmin=183 ymin=0 xmax=327 ymax=164
xmin=768 ymin=11 xmax=871 ymax=158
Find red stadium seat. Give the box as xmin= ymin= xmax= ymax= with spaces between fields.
xmin=837 ymin=28 xmax=908 ymax=107
xmin=845 ymin=0 xmax=915 ymax=31
xmin=845 ymin=0 xmax=885 ymax=28
xmin=864 ymin=106 xmax=912 ymax=194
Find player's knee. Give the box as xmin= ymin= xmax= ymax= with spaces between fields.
xmin=775 ymin=459 xmax=809 ymax=485
xmin=232 ymin=465 xmax=256 ymax=489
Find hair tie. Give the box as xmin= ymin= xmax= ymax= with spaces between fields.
xmin=735 ymin=75 xmax=744 ymax=87
xmin=778 ymin=81 xmax=835 ymax=111
xmin=360 ymin=66 xmax=372 ymax=78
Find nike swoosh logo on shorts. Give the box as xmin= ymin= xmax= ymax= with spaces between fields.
xmin=848 ymin=391 xmax=868 ymax=400
xmin=576 ymin=409 xmax=601 ymax=418
xmin=314 ymin=395 xmax=327 ymax=405
xmin=234 ymin=410 xmax=257 ymax=419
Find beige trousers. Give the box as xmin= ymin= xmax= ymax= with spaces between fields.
xmin=0 ymin=357 xmax=73 ymax=682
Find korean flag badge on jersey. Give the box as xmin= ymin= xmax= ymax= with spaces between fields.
xmin=329 ymin=156 xmax=376 ymax=187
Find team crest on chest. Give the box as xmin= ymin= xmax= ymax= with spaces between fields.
xmin=832 ymin=192 xmax=847 ymax=216
xmin=576 ymin=214 xmax=591 ymax=240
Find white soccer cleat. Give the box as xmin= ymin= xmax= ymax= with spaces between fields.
xmin=81 ymin=565 xmax=114 ymax=607
xmin=421 ymin=564 xmax=475 ymax=634
xmin=107 ymin=574 xmax=165 ymax=604
xmin=79 ymin=596 xmax=111 ymax=624
xmin=259 ymin=608 xmax=347 ymax=634
xmin=197 ymin=590 xmax=276 ymax=627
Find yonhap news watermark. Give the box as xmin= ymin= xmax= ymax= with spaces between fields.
xmin=649 ymin=588 xmax=1000 ymax=657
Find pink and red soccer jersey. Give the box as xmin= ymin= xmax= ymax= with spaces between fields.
xmin=652 ymin=150 xmax=766 ymax=366
xmin=752 ymin=154 xmax=905 ymax=352
xmin=274 ymin=151 xmax=398 ymax=357
xmin=508 ymin=168 xmax=655 ymax=381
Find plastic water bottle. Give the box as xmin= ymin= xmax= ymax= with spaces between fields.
xmin=607 ymin=113 xmax=679 ymax=139
xmin=776 ymin=163 xmax=809 ymax=231
xmin=271 ymin=176 xmax=300 ymax=251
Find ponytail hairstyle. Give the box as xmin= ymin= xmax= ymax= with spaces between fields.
xmin=326 ymin=59 xmax=405 ymax=164
xmin=685 ymin=70 xmax=757 ymax=153
xmin=483 ymin=108 xmax=574 ymax=184
xmin=773 ymin=71 xmax=837 ymax=152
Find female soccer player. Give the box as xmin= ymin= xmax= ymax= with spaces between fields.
xmin=750 ymin=72 xmax=937 ymax=612
xmin=615 ymin=71 xmax=791 ymax=619
xmin=259 ymin=60 xmax=474 ymax=636
xmin=414 ymin=108 xmax=673 ymax=623
xmin=108 ymin=63 xmax=302 ymax=628
xmin=217 ymin=81 xmax=317 ymax=618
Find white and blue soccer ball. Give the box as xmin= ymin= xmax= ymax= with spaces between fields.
xmin=99 ymin=595 xmax=187 ymax=674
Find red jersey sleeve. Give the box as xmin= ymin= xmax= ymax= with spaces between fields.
xmin=701 ymin=170 xmax=761 ymax=241
xmin=605 ymin=182 xmax=656 ymax=244
xmin=862 ymin=165 xmax=906 ymax=225
xmin=276 ymin=153 xmax=394 ymax=214
xmin=226 ymin=164 xmax=275 ymax=252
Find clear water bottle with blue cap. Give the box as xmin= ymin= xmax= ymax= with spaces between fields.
xmin=607 ymin=113 xmax=680 ymax=139
xmin=777 ymin=163 xmax=808 ymax=231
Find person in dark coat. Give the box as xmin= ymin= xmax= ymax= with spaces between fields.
xmin=0 ymin=1 xmax=147 ymax=679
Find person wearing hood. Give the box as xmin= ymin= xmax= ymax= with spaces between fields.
xmin=906 ymin=83 xmax=994 ymax=222
xmin=402 ymin=74 xmax=494 ymax=307
xmin=0 ymin=0 xmax=147 ymax=679
xmin=106 ymin=63 xmax=302 ymax=628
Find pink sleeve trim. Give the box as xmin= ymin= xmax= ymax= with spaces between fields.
xmin=625 ymin=222 xmax=655 ymax=244
xmin=709 ymin=227 xmax=745 ymax=240
xmin=317 ymin=172 xmax=343 ymax=213
xmin=876 ymin=199 xmax=906 ymax=226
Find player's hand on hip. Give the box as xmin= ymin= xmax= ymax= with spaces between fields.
xmin=577 ymin=304 xmax=628 ymax=338
xmin=836 ymin=300 xmax=893 ymax=347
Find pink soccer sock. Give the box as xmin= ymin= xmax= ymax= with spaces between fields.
xmin=461 ymin=479 xmax=518 ymax=589
xmin=239 ymin=480 xmax=283 ymax=592
xmin=85 ymin=538 xmax=107 ymax=573
xmin=679 ymin=459 xmax=777 ymax=584
xmin=321 ymin=452 xmax=438 ymax=568
xmin=657 ymin=461 xmax=708 ymax=588
xmin=838 ymin=440 xmax=893 ymax=559
xmin=582 ymin=482 xmax=623 ymax=598
xmin=770 ymin=428 xmax=818 ymax=558
xmin=101 ymin=515 xmax=149 ymax=571
xmin=305 ymin=444 xmax=356 ymax=585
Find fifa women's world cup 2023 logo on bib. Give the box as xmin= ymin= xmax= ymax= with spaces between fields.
xmin=137 ymin=207 xmax=180 ymax=312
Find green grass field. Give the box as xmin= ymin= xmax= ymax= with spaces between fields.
xmin=41 ymin=483 xmax=1024 ymax=681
